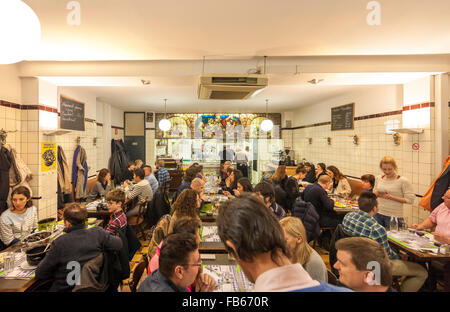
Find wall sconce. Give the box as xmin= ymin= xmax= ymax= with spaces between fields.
xmin=393 ymin=133 xmax=401 ymax=145
xmin=352 ymin=135 xmax=359 ymax=145
xmin=308 ymin=138 xmax=312 ymax=144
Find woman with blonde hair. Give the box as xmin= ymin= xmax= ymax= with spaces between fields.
xmin=373 ymin=156 xmax=415 ymax=228
xmin=280 ymin=217 xmax=328 ymax=282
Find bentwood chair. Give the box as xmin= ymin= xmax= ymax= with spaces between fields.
xmin=128 ymin=197 xmax=149 ymax=239
xmin=129 ymin=254 xmax=149 ymax=292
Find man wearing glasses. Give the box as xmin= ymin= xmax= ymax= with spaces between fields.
xmin=138 ymin=232 xmax=215 ymax=292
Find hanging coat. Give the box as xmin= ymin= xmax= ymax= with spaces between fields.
xmin=0 ymin=146 xmax=12 ymax=215
xmin=57 ymin=145 xmax=72 ymax=208
xmin=72 ymin=145 xmax=88 ymax=200
xmin=4 ymin=144 xmax=33 ymax=209
xmin=108 ymin=139 xmax=129 ymax=184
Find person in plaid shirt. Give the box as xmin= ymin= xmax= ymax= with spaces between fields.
xmin=342 ymin=192 xmax=427 ymax=292
xmin=155 ymin=159 xmax=171 ymax=189
xmin=105 ymin=189 xmax=128 ymax=235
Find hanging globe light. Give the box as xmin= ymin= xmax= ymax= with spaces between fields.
xmin=260 ymin=119 xmax=274 ymax=132
xmin=260 ymin=99 xmax=273 ymax=132
xmin=159 ymin=99 xmax=171 ymax=131
xmin=0 ymin=0 xmax=41 ymax=64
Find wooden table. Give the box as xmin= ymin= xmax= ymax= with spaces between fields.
xmin=0 ymin=242 xmax=38 ymax=292
xmin=388 ymin=237 xmax=450 ymax=262
xmin=0 ymin=219 xmax=103 ymax=292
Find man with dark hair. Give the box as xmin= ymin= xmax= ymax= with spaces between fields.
xmin=138 ymin=233 xmax=215 ymax=292
xmin=173 ymin=167 xmax=197 ymax=201
xmin=254 ymin=182 xmax=286 ymax=220
xmin=123 ymin=168 xmax=153 ymax=218
xmin=216 ymin=194 xmax=350 ymax=292
xmin=35 ymin=203 xmax=122 ymax=292
xmin=143 ymin=165 xmax=159 ymax=195
xmin=302 ymin=174 xmax=341 ymax=227
xmin=334 ymin=237 xmax=395 ymax=292
xmin=342 ymin=192 xmax=428 ymax=292
xmin=154 ymin=159 xmax=171 ymax=190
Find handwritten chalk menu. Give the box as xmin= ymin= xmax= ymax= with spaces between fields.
xmin=60 ymin=96 xmax=85 ymax=131
xmin=331 ymin=103 xmax=354 ymax=131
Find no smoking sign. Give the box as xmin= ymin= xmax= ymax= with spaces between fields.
xmin=412 ymin=143 xmax=420 ymax=151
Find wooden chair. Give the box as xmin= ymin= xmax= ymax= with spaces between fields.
xmin=327 ymin=269 xmax=339 ymax=286
xmin=128 ymin=197 xmax=149 ymax=239
xmin=129 ymin=254 xmax=149 ymax=292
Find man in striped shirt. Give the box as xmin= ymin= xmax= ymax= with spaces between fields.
xmin=105 ymin=189 xmax=127 ymax=235
xmin=123 ymin=168 xmax=153 ymax=218
xmin=342 ymin=192 xmax=427 ymax=292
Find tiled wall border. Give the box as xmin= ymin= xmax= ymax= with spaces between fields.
xmin=1 ymin=100 xmax=58 ymax=113
xmin=282 ymin=102 xmax=434 ymax=131
xmin=1 ymin=99 xmax=123 ymax=130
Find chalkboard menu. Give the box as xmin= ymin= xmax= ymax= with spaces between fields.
xmin=60 ymin=96 xmax=85 ymax=131
xmin=331 ymin=103 xmax=354 ymax=131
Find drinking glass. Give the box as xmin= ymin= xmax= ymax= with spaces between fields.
xmin=389 ymin=216 xmax=398 ymax=232
xmin=4 ymin=252 xmax=16 ymax=273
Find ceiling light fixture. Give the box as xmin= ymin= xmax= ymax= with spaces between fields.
xmin=0 ymin=0 xmax=41 ymax=64
xmin=260 ymin=99 xmax=273 ymax=132
xmin=141 ymin=79 xmax=151 ymax=85
xmin=158 ymin=99 xmax=171 ymax=131
xmin=307 ymin=78 xmax=324 ymax=85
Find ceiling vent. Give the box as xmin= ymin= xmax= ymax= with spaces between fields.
xmin=198 ymin=74 xmax=268 ymax=100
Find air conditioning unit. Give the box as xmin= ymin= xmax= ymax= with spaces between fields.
xmin=198 ymin=74 xmax=268 ymax=100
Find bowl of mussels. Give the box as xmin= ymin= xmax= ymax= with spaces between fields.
xmin=23 ymin=231 xmax=52 ymax=249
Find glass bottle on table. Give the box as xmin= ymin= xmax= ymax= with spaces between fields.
xmin=389 ymin=216 xmax=398 ymax=232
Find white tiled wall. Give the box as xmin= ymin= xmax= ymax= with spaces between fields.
xmin=283 ymin=108 xmax=439 ymax=225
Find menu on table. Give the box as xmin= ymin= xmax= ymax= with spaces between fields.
xmin=202 ymin=264 xmax=254 ymax=292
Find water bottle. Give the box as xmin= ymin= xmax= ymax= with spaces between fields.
xmin=389 ymin=216 xmax=398 ymax=232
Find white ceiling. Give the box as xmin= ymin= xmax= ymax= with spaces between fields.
xmin=23 ymin=0 xmax=450 ymax=112
xmin=24 ymin=0 xmax=450 ymax=60
xmin=40 ymin=72 xmax=435 ymax=112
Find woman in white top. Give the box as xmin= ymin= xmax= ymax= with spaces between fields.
xmin=0 ymin=186 xmax=38 ymax=247
xmin=373 ymin=156 xmax=415 ymax=228
xmin=280 ymin=217 xmax=328 ymax=282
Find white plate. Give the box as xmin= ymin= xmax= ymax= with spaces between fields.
xmin=20 ymin=261 xmax=37 ymax=270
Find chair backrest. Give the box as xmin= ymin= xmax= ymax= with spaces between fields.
xmin=129 ymin=254 xmax=149 ymax=292
xmin=86 ymin=177 xmax=98 ymax=193
xmin=327 ymin=269 xmax=339 ymax=286
xmin=347 ymin=177 xmax=364 ymax=198
xmin=329 ymin=224 xmax=355 ymax=277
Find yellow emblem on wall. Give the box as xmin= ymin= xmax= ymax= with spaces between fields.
xmin=41 ymin=142 xmax=57 ymax=172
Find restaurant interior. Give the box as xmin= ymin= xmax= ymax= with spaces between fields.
xmin=0 ymin=0 xmax=449 ymax=294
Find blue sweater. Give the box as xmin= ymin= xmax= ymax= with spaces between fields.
xmin=291 ymin=281 xmax=353 ymax=292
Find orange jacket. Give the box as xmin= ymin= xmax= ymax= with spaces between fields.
xmin=419 ymin=156 xmax=450 ymax=211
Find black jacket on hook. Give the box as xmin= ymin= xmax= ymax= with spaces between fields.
xmin=108 ymin=139 xmax=129 ymax=185
xmin=0 ymin=146 xmax=12 ymax=215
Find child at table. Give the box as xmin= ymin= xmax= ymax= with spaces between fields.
xmin=361 ymin=174 xmax=375 ymax=193
xmin=105 ymin=189 xmax=127 ymax=235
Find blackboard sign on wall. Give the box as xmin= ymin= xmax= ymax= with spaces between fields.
xmin=60 ymin=96 xmax=85 ymax=131
xmin=331 ymin=103 xmax=354 ymax=131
